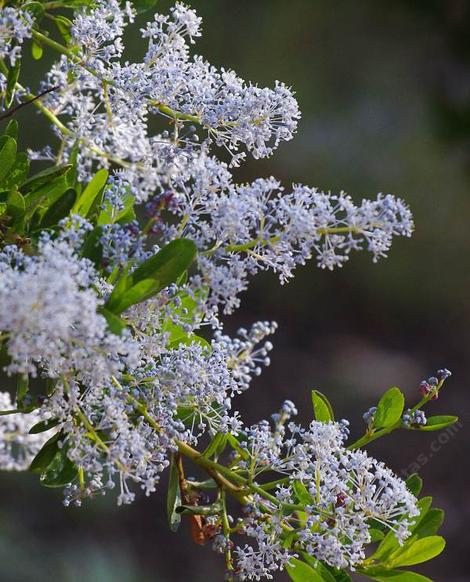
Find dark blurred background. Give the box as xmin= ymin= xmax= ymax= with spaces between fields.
xmin=1 ymin=1 xmax=469 ymax=580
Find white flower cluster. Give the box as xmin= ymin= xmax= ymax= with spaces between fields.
xmin=36 ymin=323 xmax=274 ymax=506
xmin=171 ymin=170 xmax=413 ymax=311
xmin=0 ymin=6 xmax=32 ymax=67
xmin=0 ymin=235 xmax=138 ymax=381
xmin=235 ymin=412 xmax=419 ymax=579
xmin=42 ymin=1 xmax=299 ymax=195
xmin=0 ymin=392 xmax=53 ymax=471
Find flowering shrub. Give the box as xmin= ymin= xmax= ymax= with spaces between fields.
xmin=0 ymin=1 xmax=458 ymax=580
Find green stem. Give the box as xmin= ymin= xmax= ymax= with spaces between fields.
xmin=221 ymin=489 xmax=233 ymax=570
xmin=222 ymin=226 xmax=361 ymax=255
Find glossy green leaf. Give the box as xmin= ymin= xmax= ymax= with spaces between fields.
xmin=415 ymin=415 xmax=459 ymax=431
xmin=108 ymin=278 xmax=161 ymax=314
xmin=286 ymin=558 xmax=326 ymax=581
xmin=202 ymin=432 xmax=228 ymax=459
xmin=100 ymin=308 xmax=128 ymax=335
xmin=412 ymin=508 xmax=444 ymax=539
xmin=73 ymin=168 xmax=108 ymax=217
xmin=311 ymin=389 xmax=334 ymax=422
xmin=53 ymin=15 xmax=73 ymax=43
xmin=6 ymin=189 xmax=25 ymax=222
xmin=29 ymin=418 xmax=60 ymax=434
xmin=373 ymin=497 xmax=432 ymax=562
xmin=40 ymin=188 xmax=76 ymax=228
xmin=81 ymin=226 xmax=104 ymax=266
xmin=97 ymin=192 xmax=134 ymax=225
xmin=25 ymin=1 xmax=45 ymax=20
xmin=4 ymin=119 xmax=18 ymax=140
xmin=0 ymin=135 xmax=17 ymax=182
xmin=32 ymin=39 xmax=43 ymax=60
xmin=388 ymin=536 xmax=445 ymax=567
xmin=364 ymin=569 xmax=433 ymax=582
xmin=132 ymin=238 xmax=196 ymax=284
xmin=106 ymin=239 xmax=197 ymax=314
xmin=21 ymin=164 xmax=71 ymax=193
xmin=405 ymin=473 xmax=423 ymax=496
xmin=374 ymin=387 xmax=404 ymax=429
xmin=299 ymin=556 xmax=338 ymax=582
xmin=41 ymin=447 xmax=78 ymax=487
xmin=293 ymin=480 xmax=314 ymax=505
xmin=29 ymin=433 xmax=61 ymax=473
xmin=3 ymin=152 xmax=30 ymax=188
xmin=369 ymin=528 xmax=386 ymax=542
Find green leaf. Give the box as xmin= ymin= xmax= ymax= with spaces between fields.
xmin=227 ymin=433 xmax=250 ymax=461
xmin=0 ymin=136 xmax=17 ymax=182
xmin=29 ymin=418 xmax=60 ymax=434
xmin=369 ymin=528 xmax=386 ymax=542
xmin=41 ymin=447 xmax=78 ymax=487
xmin=40 ymin=188 xmax=77 ymax=228
xmin=363 ymin=569 xmax=433 ymax=582
xmin=29 ymin=433 xmax=61 ymax=473
xmin=167 ymin=455 xmax=182 ymax=532
xmin=3 ymin=152 xmax=30 ymax=189
xmin=299 ymin=556 xmax=338 ymax=582
xmin=25 ymin=1 xmax=45 ymax=20
xmin=388 ymin=536 xmax=445 ymax=567
xmin=132 ymin=238 xmax=197 ymax=285
xmin=6 ymin=189 xmax=25 ymax=222
xmin=202 ymin=432 xmax=228 ymax=459
xmin=373 ymin=497 xmax=432 ymax=562
xmin=415 ymin=415 xmax=459 ymax=431
xmin=21 ymin=164 xmax=71 ymax=193
xmin=32 ymin=39 xmax=43 ymax=60
xmin=73 ymin=168 xmax=108 ymax=217
xmin=286 ymin=558 xmax=326 ymax=581
xmin=4 ymin=119 xmax=18 ymax=140
xmin=374 ymin=387 xmax=404 ymax=429
xmin=100 ymin=308 xmax=127 ymax=335
xmin=131 ymin=0 xmax=159 ymax=14
xmin=108 ymin=278 xmax=162 ymax=314
xmin=293 ymin=480 xmax=314 ymax=505
xmin=53 ymin=15 xmax=73 ymax=43
xmin=97 ymin=192 xmax=134 ymax=225
xmin=405 ymin=473 xmax=423 ymax=496
xmin=5 ymin=61 xmax=21 ymax=108
xmin=81 ymin=226 xmax=104 ymax=266
xmin=106 ymin=239 xmax=197 ymax=314
xmin=412 ymin=508 xmax=444 ymax=538
xmin=311 ymin=390 xmax=334 ymax=422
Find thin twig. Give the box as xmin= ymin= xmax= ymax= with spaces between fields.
xmin=0 ymin=86 xmax=58 ymax=122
